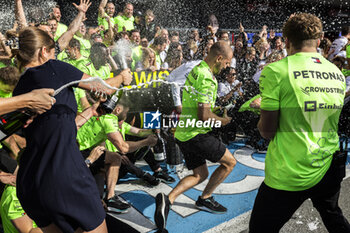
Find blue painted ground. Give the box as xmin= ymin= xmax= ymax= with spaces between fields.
xmin=117 ymin=140 xmax=350 ymax=233
xmin=119 ymin=141 xmax=266 ymax=233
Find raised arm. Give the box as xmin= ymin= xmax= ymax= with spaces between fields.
xmin=0 ymin=33 xmax=12 ymax=57
xmin=98 ymin=0 xmax=108 ymax=18
xmin=15 ymin=0 xmax=27 ymax=29
xmin=57 ymin=0 xmax=92 ymax=50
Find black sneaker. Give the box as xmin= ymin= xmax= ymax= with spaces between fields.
xmin=195 ymin=196 xmax=227 ymax=214
xmin=155 ymin=193 xmax=171 ymax=231
xmin=154 ymin=171 xmax=176 ymax=184
xmin=106 ymin=195 xmax=131 ymax=213
xmin=143 ymin=172 xmax=160 ymax=186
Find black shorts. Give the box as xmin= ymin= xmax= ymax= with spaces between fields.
xmin=176 ymin=133 xmax=226 ymax=170
xmin=81 ymin=149 xmax=106 ymax=175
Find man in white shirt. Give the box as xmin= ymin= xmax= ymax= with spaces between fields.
xmin=166 ymin=60 xmax=201 ymax=113
xmin=328 ymin=26 xmax=350 ymax=61
xmin=217 ymin=68 xmax=242 ymax=106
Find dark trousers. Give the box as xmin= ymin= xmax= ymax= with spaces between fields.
xmin=249 ymin=151 xmax=350 ymax=233
xmin=119 ymin=148 xmax=161 ymax=179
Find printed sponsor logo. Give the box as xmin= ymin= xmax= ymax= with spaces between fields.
xmin=294 ymin=70 xmax=344 ymax=82
xmin=311 ymin=57 xmax=322 ymax=64
xmin=300 ymin=86 xmax=345 ymax=96
xmin=305 ymin=101 xmax=317 ymax=112
xmin=304 ymin=101 xmax=343 ymax=112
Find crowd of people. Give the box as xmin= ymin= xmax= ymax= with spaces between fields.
xmin=0 ymin=0 xmax=349 ymax=232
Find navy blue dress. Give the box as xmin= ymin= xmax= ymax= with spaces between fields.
xmin=13 ymin=60 xmax=105 ymax=232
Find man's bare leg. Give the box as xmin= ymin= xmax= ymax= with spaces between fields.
xmin=201 ymin=149 xmax=236 ymax=199
xmin=168 ymin=164 xmax=209 ymax=204
xmin=104 ymin=151 xmax=121 ymax=200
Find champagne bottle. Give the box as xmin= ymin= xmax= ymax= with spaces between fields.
xmin=153 ymin=132 xmax=166 ymax=161
xmin=98 ymin=90 xmax=123 ymax=114
xmin=0 ymin=110 xmax=32 ymax=142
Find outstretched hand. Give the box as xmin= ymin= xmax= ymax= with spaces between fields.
xmin=73 ymin=0 xmax=92 ymax=13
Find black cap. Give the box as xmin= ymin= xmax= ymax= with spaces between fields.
xmin=135 ymin=11 xmax=142 ymax=17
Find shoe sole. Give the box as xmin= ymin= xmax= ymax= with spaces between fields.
xmin=195 ymin=204 xmax=227 ymax=214
xmin=155 ymin=193 xmax=166 ymax=230
xmin=158 ymin=178 xmax=175 ymax=184
xmin=107 ymin=206 xmax=129 ymax=214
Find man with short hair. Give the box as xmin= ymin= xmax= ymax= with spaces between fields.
xmin=98 ymin=0 xmax=117 ymax=31
xmin=115 ymin=3 xmax=135 ymax=32
xmin=77 ymin=100 xmax=158 ymax=213
xmin=154 ymin=41 xmax=236 ymax=232
xmin=76 ymin=43 xmax=113 ymax=80
xmin=74 ymin=22 xmax=92 ymax=58
xmin=150 ymin=37 xmax=168 ymax=70
xmin=249 ymin=13 xmax=350 ymax=233
xmin=52 ymin=5 xmax=68 ymax=40
xmin=328 ymin=26 xmax=350 ymax=61
xmin=218 ymin=30 xmax=229 ymax=42
xmin=130 ymin=29 xmax=143 ymax=70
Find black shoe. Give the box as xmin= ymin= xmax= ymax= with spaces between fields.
xmin=155 ymin=193 xmax=171 ymax=231
xmin=106 ymin=195 xmax=131 ymax=213
xmin=154 ymin=171 xmax=176 ymax=184
xmin=195 ymin=196 xmax=227 ymax=214
xmin=143 ymin=172 xmax=160 ymax=186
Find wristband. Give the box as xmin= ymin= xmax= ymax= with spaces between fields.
xmin=85 ymin=159 xmax=92 ymax=167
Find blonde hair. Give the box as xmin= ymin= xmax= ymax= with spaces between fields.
xmin=141 ymin=47 xmax=156 ymax=69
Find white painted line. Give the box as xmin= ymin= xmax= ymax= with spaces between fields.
xmin=234 ymin=148 xmax=265 ymax=170
xmin=204 ymin=211 xmax=251 ymax=233
xmin=194 ymin=175 xmax=265 ymax=194
xmin=116 ymin=179 xmax=200 ymax=217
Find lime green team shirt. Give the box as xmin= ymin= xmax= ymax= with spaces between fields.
xmin=77 ymin=114 xmax=120 ymax=150
xmin=0 ymin=61 xmax=6 ymax=68
xmin=155 ymin=52 xmax=162 ymax=70
xmin=98 ymin=13 xmax=117 ymax=31
xmin=175 ymin=61 xmax=218 ymax=142
xmin=346 ymin=44 xmax=350 ymax=59
xmin=73 ymin=35 xmax=91 ymax=58
xmin=74 ymin=88 xmax=87 ymax=114
xmin=54 ymin=22 xmax=68 ymax=42
xmin=0 ymin=185 xmax=38 ymax=233
xmin=131 ymin=46 xmax=143 ymax=71
xmin=115 ymin=15 xmax=134 ymax=32
xmin=239 ymin=94 xmax=261 ymax=114
xmin=105 ymin=122 xmax=132 ymax=152
xmin=76 ymin=59 xmax=111 ymax=80
xmin=260 ymin=52 xmax=345 ymax=191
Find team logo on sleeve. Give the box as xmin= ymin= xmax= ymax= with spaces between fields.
xmin=144 ymin=110 xmax=161 ymax=129
xmin=311 ymin=57 xmax=322 ymax=64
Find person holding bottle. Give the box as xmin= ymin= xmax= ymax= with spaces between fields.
xmin=12 ymin=25 xmax=132 ymax=233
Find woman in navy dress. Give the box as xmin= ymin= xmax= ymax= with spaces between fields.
xmin=12 ymin=27 xmax=130 ymax=233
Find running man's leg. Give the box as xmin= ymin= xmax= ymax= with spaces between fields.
xmin=155 ymin=164 xmax=209 ymax=231
xmin=249 ymin=182 xmax=306 ymax=233
xmin=201 ymin=148 xmax=236 ymax=199
xmin=168 ymin=164 xmax=209 ymax=204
